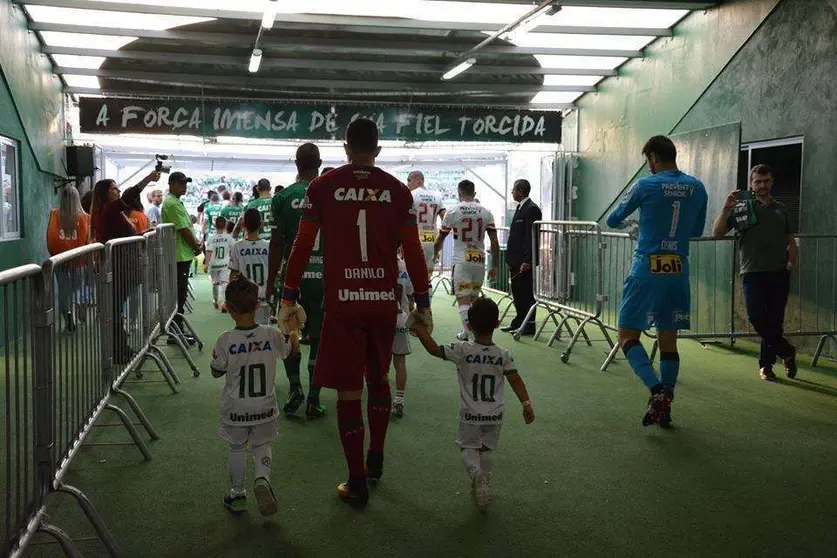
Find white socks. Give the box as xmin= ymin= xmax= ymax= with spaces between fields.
xmin=462 ymin=448 xmax=481 ymax=480
xmin=458 ymin=304 xmax=473 ymax=341
xmin=252 ymin=442 xmax=272 ymax=481
xmin=228 ymin=442 xmax=246 ymax=496
xmin=212 ymin=282 xmax=227 ymax=305
xmin=394 ymin=390 xmax=405 ymax=405
xmin=480 ymin=450 xmax=495 ymax=476
xmin=229 ymin=441 xmax=273 ymax=496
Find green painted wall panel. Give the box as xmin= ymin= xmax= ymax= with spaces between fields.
xmin=573 ymin=0 xmax=779 ymax=221
xmin=0 ymin=0 xmax=65 ymax=175
xmin=0 ymin=0 xmax=66 ymax=268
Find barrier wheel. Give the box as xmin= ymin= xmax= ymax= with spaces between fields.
xmin=513 ymin=333 xmax=521 ymax=342
xmin=197 ymin=342 xmax=204 ymax=351
xmin=560 ymin=352 xmax=570 ymax=364
xmin=193 ymin=370 xmax=200 ymax=378
xmin=135 ymin=371 xmax=144 ymax=380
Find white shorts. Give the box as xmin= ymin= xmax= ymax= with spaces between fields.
xmin=392 ymin=312 xmax=411 ymax=356
xmin=452 ymin=263 xmax=485 ymax=298
xmin=421 ymin=242 xmax=436 ymax=272
xmin=219 ymin=419 xmax=278 ymax=447
xmin=209 ymin=267 xmax=230 ymax=285
xmin=456 ymin=422 xmax=502 ymax=450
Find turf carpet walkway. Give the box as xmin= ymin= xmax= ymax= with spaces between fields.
xmin=25 ymin=277 xmax=837 ymax=557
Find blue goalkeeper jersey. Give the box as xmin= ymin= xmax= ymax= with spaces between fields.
xmin=607 ymin=170 xmax=708 ymax=275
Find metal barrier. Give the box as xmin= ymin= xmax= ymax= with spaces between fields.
xmin=2 ymin=223 xmax=199 ymax=557
xmin=0 ymin=264 xmax=78 ymax=557
xmin=513 ymin=221 xmax=614 ymax=363
xmin=596 ymin=233 xmax=837 ymax=371
xmin=149 ymin=224 xmax=202 ymax=377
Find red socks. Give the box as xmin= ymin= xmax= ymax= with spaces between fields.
xmin=336 ymin=400 xmax=365 ymax=478
xmin=367 ymin=384 xmax=392 ymax=454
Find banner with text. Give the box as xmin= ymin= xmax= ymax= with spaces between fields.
xmin=78 ymin=98 xmax=562 ymax=144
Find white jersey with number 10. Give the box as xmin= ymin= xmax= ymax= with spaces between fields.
xmin=412 ymin=188 xmax=445 ymax=242
xmin=441 ymin=201 xmax=496 ymax=265
xmin=229 ymin=238 xmax=269 ymax=299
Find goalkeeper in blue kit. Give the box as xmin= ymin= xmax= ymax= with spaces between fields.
xmin=607 ymin=135 xmax=708 ymax=427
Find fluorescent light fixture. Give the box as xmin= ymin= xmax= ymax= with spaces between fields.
xmin=442 ymin=57 xmax=476 ymax=80
xmin=62 ymin=74 xmax=101 ymax=89
xmin=501 ymin=2 xmax=561 ymax=42
xmin=262 ymin=0 xmax=277 ymax=29
xmin=530 ymin=91 xmax=583 ymax=105
xmin=249 ymin=49 xmax=263 ymax=73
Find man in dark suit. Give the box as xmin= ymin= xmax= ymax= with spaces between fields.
xmin=502 ymin=179 xmax=542 ymax=335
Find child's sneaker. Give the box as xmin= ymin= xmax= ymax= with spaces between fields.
xmin=642 ymin=385 xmax=673 ymax=427
xmin=474 ymin=473 xmax=491 ymax=509
xmin=253 ymin=477 xmax=277 ymax=516
xmin=223 ymin=493 xmax=247 ymax=514
xmin=392 ymin=402 xmax=404 ymax=419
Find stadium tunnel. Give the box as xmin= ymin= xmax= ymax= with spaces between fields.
xmin=3 ymin=0 xmax=837 ymax=556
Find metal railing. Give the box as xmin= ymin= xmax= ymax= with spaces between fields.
xmin=2 ymin=224 xmax=201 ymax=557
xmin=570 ymin=232 xmax=837 ymax=371
xmin=511 ymin=221 xmax=615 ymax=363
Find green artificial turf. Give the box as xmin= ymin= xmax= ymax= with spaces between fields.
xmin=22 ymin=276 xmax=837 ymax=557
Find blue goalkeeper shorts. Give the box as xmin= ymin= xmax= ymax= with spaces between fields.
xmin=618 ymin=255 xmax=691 ymax=331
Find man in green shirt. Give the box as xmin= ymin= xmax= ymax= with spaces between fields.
xmin=712 ymin=164 xmax=798 ymax=381
xmin=221 ymin=191 xmax=245 ymax=235
xmin=161 ymin=171 xmax=202 ymax=341
xmin=267 ymin=144 xmax=326 ymax=419
xmin=234 ymin=179 xmax=272 ymax=241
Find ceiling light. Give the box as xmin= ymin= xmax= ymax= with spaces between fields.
xmin=501 ymin=2 xmax=561 ymax=42
xmin=262 ymin=0 xmax=277 ymax=29
xmin=442 ymin=57 xmax=476 ymax=80
xmin=249 ymin=49 xmax=262 ymax=73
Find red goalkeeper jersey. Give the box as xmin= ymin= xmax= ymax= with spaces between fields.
xmin=300 ymin=164 xmax=417 ymax=314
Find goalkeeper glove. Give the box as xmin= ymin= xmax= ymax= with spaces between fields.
xmin=405 ymin=308 xmax=433 ymax=337
xmin=276 ymin=302 xmax=307 ymax=334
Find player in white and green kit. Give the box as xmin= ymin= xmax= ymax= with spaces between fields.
xmin=267 ymin=143 xmax=326 ymax=419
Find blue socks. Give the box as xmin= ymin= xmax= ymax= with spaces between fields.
xmin=659 ymin=351 xmax=680 ymax=389
xmin=623 ymin=340 xmax=660 ymax=391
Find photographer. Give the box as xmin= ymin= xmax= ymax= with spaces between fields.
xmin=161 ymin=171 xmax=202 ymax=344
xmin=89 ymin=170 xmax=161 ymax=364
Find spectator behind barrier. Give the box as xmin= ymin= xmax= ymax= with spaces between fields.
xmin=145 ymin=188 xmax=163 ymax=227
xmin=47 ymin=185 xmax=91 ymax=332
xmin=90 ymin=170 xmax=161 ymax=364
xmin=125 ymin=197 xmax=150 ymax=234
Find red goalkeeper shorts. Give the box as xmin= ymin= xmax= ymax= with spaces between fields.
xmin=314 ymin=310 xmax=397 ymax=391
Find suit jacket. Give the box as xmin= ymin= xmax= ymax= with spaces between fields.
xmin=506 ymin=198 xmax=542 ymax=267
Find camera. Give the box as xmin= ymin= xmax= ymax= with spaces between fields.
xmin=155 ymin=154 xmax=171 ymax=173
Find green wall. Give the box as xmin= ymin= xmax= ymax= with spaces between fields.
xmin=0 ymin=0 xmax=66 ymax=268
xmin=573 ymin=0 xmax=779 ymax=221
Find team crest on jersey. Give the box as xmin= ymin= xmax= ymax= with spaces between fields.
xmin=334 ymin=188 xmax=392 ymax=203
xmin=229 ymin=340 xmax=272 ymax=354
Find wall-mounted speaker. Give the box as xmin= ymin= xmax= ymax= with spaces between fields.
xmin=66 ymin=145 xmax=96 ymax=177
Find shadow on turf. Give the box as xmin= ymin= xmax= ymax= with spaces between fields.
xmin=775 ymin=377 xmax=837 ymax=398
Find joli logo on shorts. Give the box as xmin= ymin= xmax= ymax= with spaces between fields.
xmin=650 ymin=254 xmax=682 ymax=274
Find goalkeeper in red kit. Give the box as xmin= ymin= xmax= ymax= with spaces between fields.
xmin=277 ymin=119 xmax=433 ymax=508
